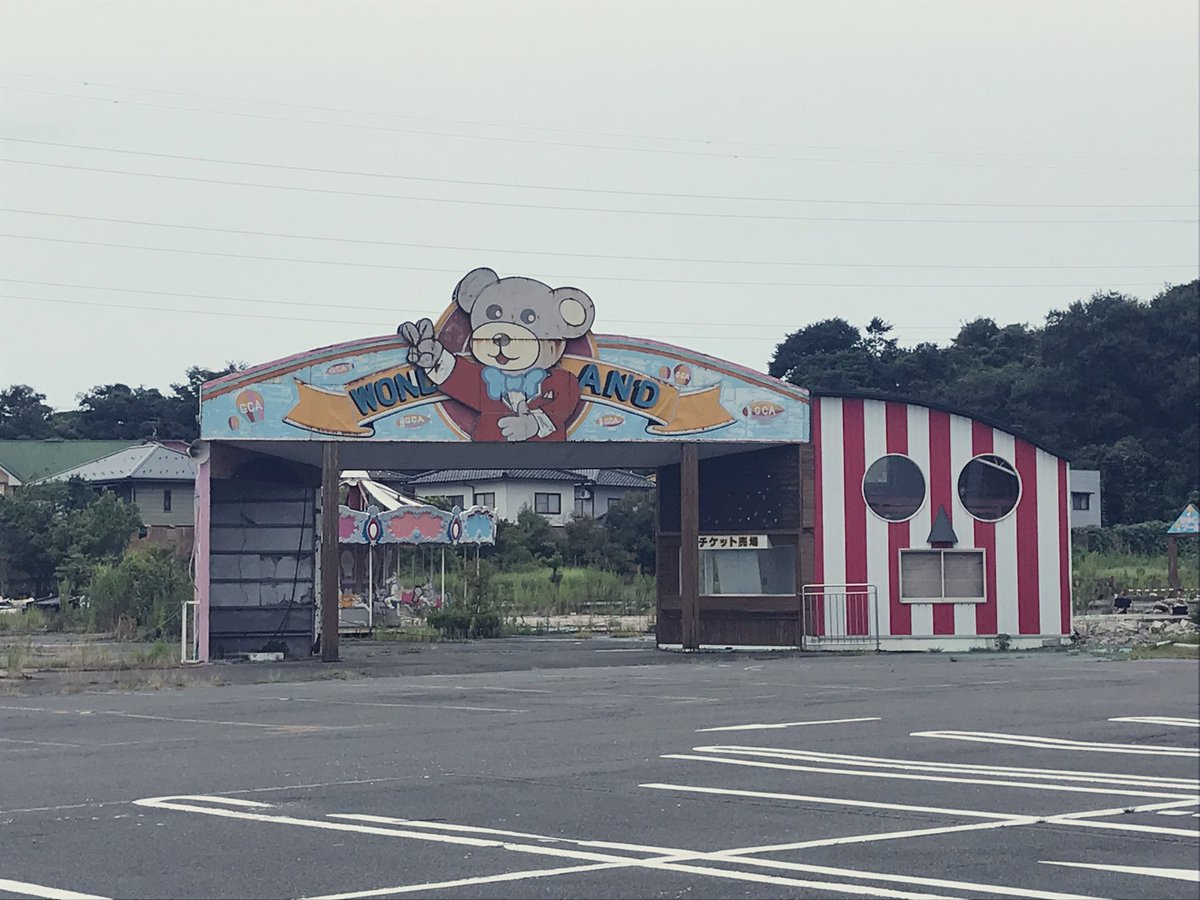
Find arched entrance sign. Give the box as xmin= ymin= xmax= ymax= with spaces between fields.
xmin=193 ymin=269 xmax=811 ymax=662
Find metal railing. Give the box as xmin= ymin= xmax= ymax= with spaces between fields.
xmin=180 ymin=600 xmax=200 ymax=664
xmin=801 ymin=583 xmax=880 ymax=651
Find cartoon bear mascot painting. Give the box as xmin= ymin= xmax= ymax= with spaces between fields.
xmin=398 ymin=268 xmax=595 ymax=442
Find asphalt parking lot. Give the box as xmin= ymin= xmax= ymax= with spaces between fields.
xmin=1 ymin=640 xmax=1197 ymax=899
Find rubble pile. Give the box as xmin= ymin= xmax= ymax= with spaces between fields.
xmin=1073 ymin=614 xmax=1198 ymax=650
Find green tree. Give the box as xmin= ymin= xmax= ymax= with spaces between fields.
xmin=0 ymin=385 xmax=55 ymax=438
xmin=768 ymin=281 xmax=1199 ymax=524
xmin=562 ymin=513 xmax=613 ymax=568
xmin=0 ymin=481 xmax=141 ymax=596
xmin=602 ymin=493 xmax=656 ymax=575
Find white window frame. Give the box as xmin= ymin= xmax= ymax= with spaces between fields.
xmin=861 ymin=452 xmax=927 ymax=524
xmin=958 ymin=453 xmax=1022 ymax=523
xmin=899 ymin=548 xmax=986 ymax=604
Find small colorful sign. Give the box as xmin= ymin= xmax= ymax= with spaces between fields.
xmin=1167 ymin=503 xmax=1199 ymax=535
xmin=699 ymin=534 xmax=771 ymax=550
xmin=338 ymin=503 xmax=496 ymax=546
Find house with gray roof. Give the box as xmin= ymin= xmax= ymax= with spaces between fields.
xmin=399 ymin=468 xmax=653 ymax=526
xmin=39 ymin=442 xmax=196 ymax=547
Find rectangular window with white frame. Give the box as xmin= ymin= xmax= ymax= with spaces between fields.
xmin=900 ymin=549 xmax=985 ymax=603
xmin=534 ymin=492 xmax=561 ymax=515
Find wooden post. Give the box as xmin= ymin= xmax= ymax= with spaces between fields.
xmin=1167 ymin=535 xmax=1180 ymax=591
xmin=680 ymin=443 xmax=700 ymax=650
xmin=320 ymin=441 xmax=340 ymax=662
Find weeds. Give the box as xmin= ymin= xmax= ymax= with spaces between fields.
xmin=373 ymin=626 xmax=441 ymax=643
xmin=0 ymin=608 xmax=46 ymax=634
xmin=5 ymin=639 xmax=32 ymax=677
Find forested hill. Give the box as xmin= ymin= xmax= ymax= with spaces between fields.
xmin=769 ymin=281 xmax=1199 ymax=525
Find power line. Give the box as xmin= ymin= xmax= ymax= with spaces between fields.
xmin=4 ymin=159 xmax=1195 ymax=225
xmin=0 ymin=233 xmax=1180 ymax=289
xmin=3 ymin=70 xmax=1193 ymax=166
xmin=0 ymin=277 xmax=970 ymax=331
xmin=0 ymin=292 xmax=804 ymax=342
xmin=4 ymin=82 xmax=1197 ymax=174
xmin=6 ymin=209 xmax=1197 ymax=274
xmin=2 ymin=137 xmax=1192 ymax=210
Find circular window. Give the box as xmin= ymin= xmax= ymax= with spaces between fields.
xmin=958 ymin=454 xmax=1021 ymax=521
xmin=862 ymin=454 xmax=927 ymax=522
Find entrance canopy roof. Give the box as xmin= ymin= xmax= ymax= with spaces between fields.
xmin=216 ymin=436 xmax=792 ymax=472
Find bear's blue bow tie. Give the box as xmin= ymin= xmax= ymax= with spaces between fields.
xmin=482 ymin=367 xmax=547 ymax=401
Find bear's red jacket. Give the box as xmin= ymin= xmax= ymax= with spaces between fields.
xmin=436 ymin=356 xmax=580 ymax=442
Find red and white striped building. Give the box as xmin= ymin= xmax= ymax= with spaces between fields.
xmin=811 ymin=393 xmax=1071 ymax=651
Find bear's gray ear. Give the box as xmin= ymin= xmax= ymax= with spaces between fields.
xmin=551 ymin=286 xmax=596 ymax=339
xmin=454 ymin=268 xmax=500 ymax=313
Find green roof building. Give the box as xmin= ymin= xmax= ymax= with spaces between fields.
xmin=0 ymin=439 xmax=138 ymax=495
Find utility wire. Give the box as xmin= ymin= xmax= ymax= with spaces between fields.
xmin=0 ymin=277 xmax=971 ymax=331
xmin=6 ymin=209 xmax=1197 ymax=273
xmin=1 ymin=137 xmax=1192 ymax=210
xmin=0 ymin=233 xmax=1179 ymax=289
xmin=3 ymin=159 xmax=1194 ymax=225
xmin=0 ymin=292 xmax=826 ymax=341
xmin=3 ymin=82 xmax=1197 ymax=174
xmin=2 ymin=70 xmax=1192 ymax=165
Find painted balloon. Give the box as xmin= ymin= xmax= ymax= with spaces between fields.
xmin=235 ymin=390 xmax=265 ymax=424
xmin=672 ymin=365 xmax=693 ymax=386
xmin=227 ymin=415 xmax=241 ymax=431
xmin=658 ymin=366 xmax=672 ymax=381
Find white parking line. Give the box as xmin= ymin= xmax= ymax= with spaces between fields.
xmin=1040 ymin=861 xmax=1199 ymax=882
xmin=1109 ymin=716 xmax=1200 ymax=728
xmin=684 ymin=746 xmax=1197 ymax=790
xmin=0 ymin=879 xmax=108 ymax=900
xmin=338 ymin=815 xmax=1092 ymax=900
xmin=639 ymin=782 xmax=1024 ymax=819
xmin=666 ymin=746 xmax=1199 ymax=799
xmin=276 ymin=697 xmax=528 ymax=714
xmin=302 ymin=863 xmax=627 ymax=899
xmin=697 ymin=716 xmax=881 ymax=732
xmin=912 ymin=730 xmax=1200 ymax=757
xmin=134 ymin=795 xmax=1079 ymax=900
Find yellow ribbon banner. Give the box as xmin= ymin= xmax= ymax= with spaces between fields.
xmin=285 ymin=356 xmax=733 ymax=438
xmin=559 ymin=357 xmax=734 ymax=436
xmin=285 ymin=365 xmax=446 ymax=437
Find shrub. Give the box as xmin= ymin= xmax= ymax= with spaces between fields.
xmin=426 ymin=608 xmax=502 ymax=639
xmin=89 ymin=547 xmax=191 ymax=640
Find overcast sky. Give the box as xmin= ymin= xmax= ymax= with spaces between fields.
xmin=1 ymin=0 xmax=1196 ymax=409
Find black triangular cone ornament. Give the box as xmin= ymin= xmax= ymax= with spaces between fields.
xmin=927 ymin=505 xmax=958 ymax=545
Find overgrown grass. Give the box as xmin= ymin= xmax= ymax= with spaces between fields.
xmin=372 ymin=626 xmax=441 ymax=643
xmin=1130 ymin=641 xmax=1200 ymax=660
xmin=491 ymin=567 xmax=654 ymax=617
xmin=1072 ymin=548 xmax=1199 ymax=613
xmin=0 ymin=608 xmax=46 ymax=633
xmin=5 ymin=639 xmax=32 ymax=677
